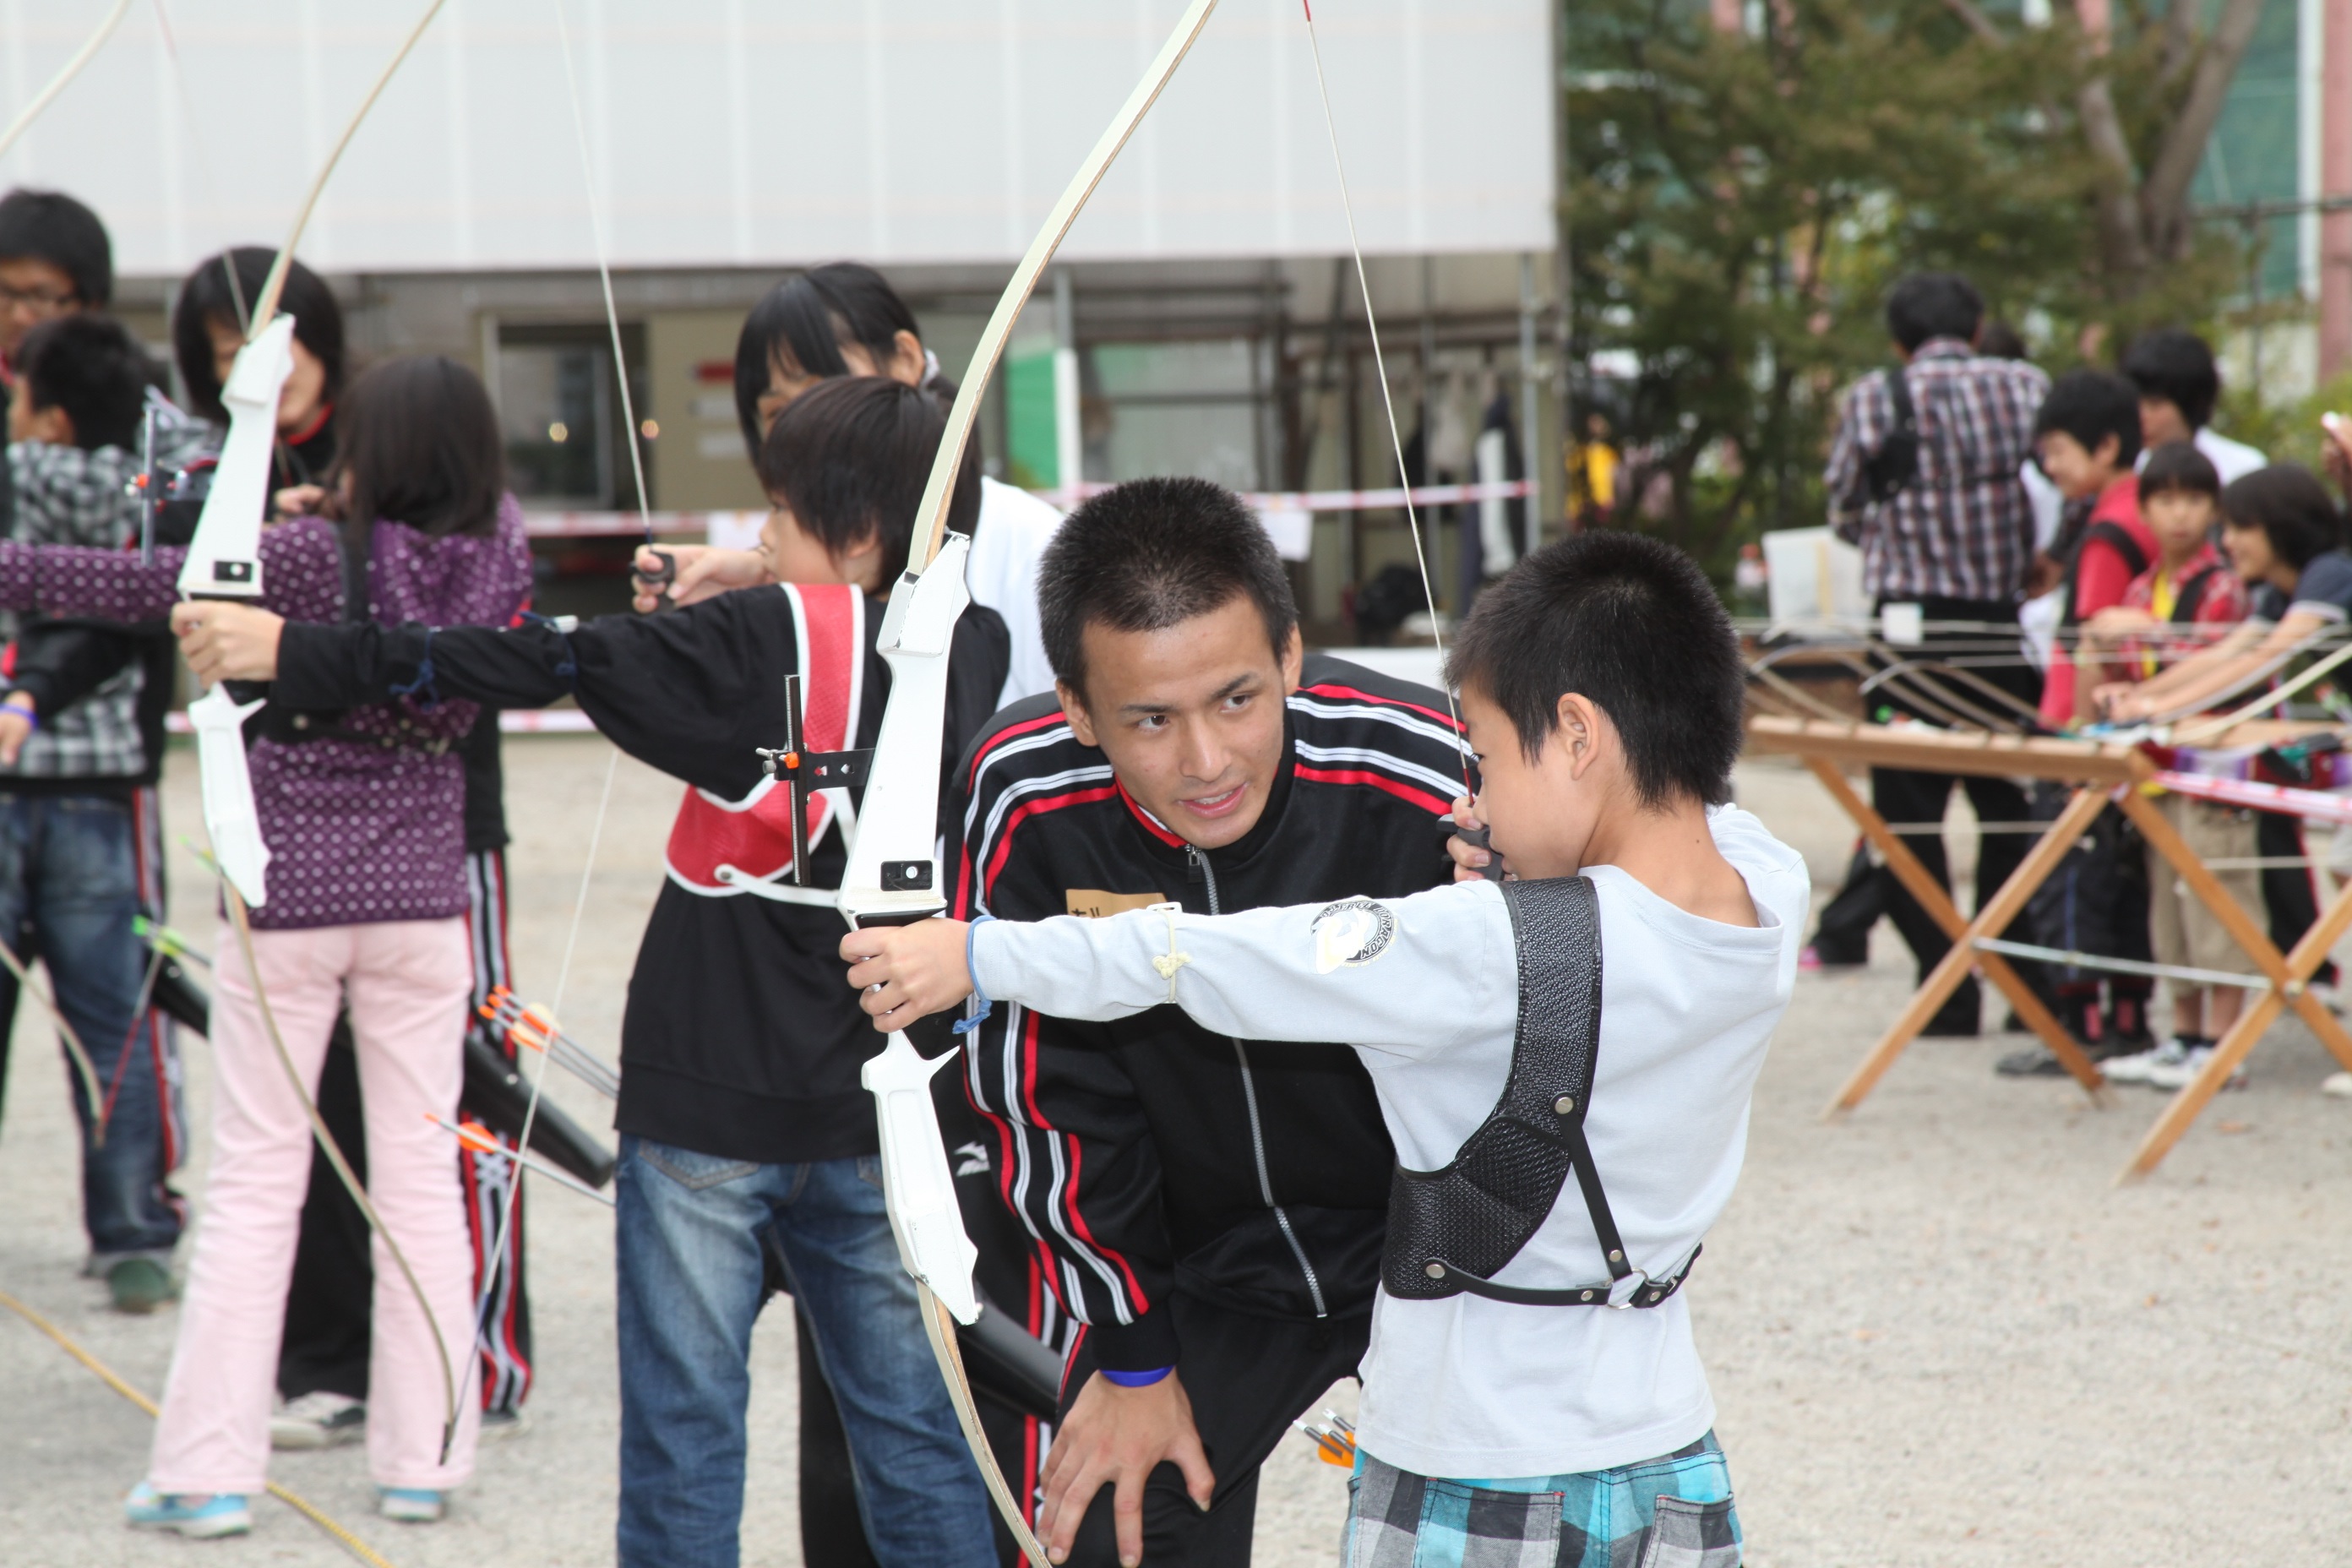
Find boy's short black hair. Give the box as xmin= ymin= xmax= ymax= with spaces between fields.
xmin=1039 ymin=477 xmax=1298 ymax=700
xmin=2219 ymin=464 xmax=2344 ymax=570
xmin=2137 ymin=440 xmax=2220 ymax=506
xmin=0 ymin=189 xmax=112 ymax=308
xmin=754 ymin=375 xmax=977 ymax=587
xmin=2034 ymin=368 xmax=2143 ymax=469
xmin=1446 ymin=532 xmax=1743 ymax=809
xmin=733 ymin=264 xmax=923 ymax=458
xmin=2119 ymin=328 xmax=2219 ymax=431
xmin=1885 ymin=272 xmax=1983 ymax=352
xmin=16 ymin=314 xmax=148 ymax=451
xmin=172 ymin=248 xmax=346 ymax=423
xmin=334 ymin=356 xmax=505 ymax=540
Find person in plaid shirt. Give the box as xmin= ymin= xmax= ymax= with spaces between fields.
xmin=2 ymin=308 xmax=210 ymax=1315
xmin=1822 ymin=272 xmax=2050 ymax=1035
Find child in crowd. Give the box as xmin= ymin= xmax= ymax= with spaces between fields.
xmin=0 ymin=353 xmax=531 ymax=1535
xmin=844 ymin=531 xmax=1806 ymax=1567
xmin=2011 ymin=369 xmax=2156 ymax=1060
xmin=2077 ymin=444 xmax=2257 ymax=1089
xmin=2 ymin=313 xmax=209 ymax=1314
xmin=171 ymin=376 xmax=1009 ymax=1568
xmin=2036 ymin=368 xmax=2153 ymax=727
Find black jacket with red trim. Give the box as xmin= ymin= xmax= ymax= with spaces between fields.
xmin=272 ymin=587 xmax=1008 ymax=1165
xmin=949 ymin=654 xmax=1464 ymax=1372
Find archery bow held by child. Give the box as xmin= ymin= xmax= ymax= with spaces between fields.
xmin=844 ymin=531 xmax=1809 ymax=1567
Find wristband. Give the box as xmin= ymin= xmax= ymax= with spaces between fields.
xmin=1100 ymin=1365 xmax=1173 ymax=1388
xmin=950 ymin=915 xmax=996 ymax=1037
xmin=3 ymin=694 xmax=38 ymax=732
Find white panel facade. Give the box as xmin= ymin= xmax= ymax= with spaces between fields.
xmin=3 ymin=0 xmax=1554 ymax=277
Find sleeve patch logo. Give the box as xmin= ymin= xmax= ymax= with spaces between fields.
xmin=1312 ymin=897 xmax=1396 ymax=972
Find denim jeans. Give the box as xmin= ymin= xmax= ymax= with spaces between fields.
xmin=615 ymin=1136 xmax=996 ymax=1568
xmin=0 ymin=791 xmax=183 ymax=1260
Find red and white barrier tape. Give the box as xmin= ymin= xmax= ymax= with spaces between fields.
xmin=166 ymin=709 xmax=599 ymax=736
xmin=2148 ymin=769 xmax=2352 ymax=827
xmin=519 ymin=480 xmax=1536 ymax=538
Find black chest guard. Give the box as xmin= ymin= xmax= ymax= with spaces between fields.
xmin=1378 ymin=875 xmax=1696 ymax=1309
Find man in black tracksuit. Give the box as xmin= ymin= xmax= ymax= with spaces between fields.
xmin=949 ymin=478 xmax=1463 ymax=1565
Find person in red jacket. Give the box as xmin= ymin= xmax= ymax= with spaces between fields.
xmin=2034 ymin=368 xmax=2153 ymax=729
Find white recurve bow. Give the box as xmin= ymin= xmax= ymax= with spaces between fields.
xmin=0 ymin=0 xmax=134 ymax=163
xmin=836 ymin=3 xmax=1220 ymax=1557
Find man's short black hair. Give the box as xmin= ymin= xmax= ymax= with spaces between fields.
xmin=0 ymin=188 xmax=112 ymax=308
xmin=2120 ymin=328 xmax=2219 ymax=431
xmin=2219 ymin=464 xmax=2344 ymax=569
xmin=1885 ymin=272 xmax=1983 ymax=353
xmin=2034 ymin=368 xmax=2143 ymax=469
xmin=1446 ymin=531 xmax=1742 ymax=809
xmin=172 ymin=248 xmax=346 ymax=424
xmin=2137 ymin=440 xmax=2220 ymax=506
xmin=754 ymin=375 xmax=977 ymax=587
xmin=733 ymin=264 xmax=923 ymax=459
xmin=1039 ymin=477 xmax=1298 ymax=700
xmin=16 ymin=314 xmax=148 ymax=451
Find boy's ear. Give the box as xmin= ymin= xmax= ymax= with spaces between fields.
xmin=17 ymin=400 xmax=73 ymax=447
xmin=2094 ymin=432 xmax=2123 ymax=471
xmin=1555 ymin=692 xmax=1607 ymax=781
xmin=1278 ymin=624 xmax=1304 ymax=695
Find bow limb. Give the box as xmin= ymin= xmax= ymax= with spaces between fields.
xmin=0 ymin=0 xmax=133 ymax=162
xmin=847 ymin=5 xmax=1217 ymax=1560
xmin=176 ymin=0 xmax=461 ymax=1462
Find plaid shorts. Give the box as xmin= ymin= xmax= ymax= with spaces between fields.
xmin=1344 ymin=1432 xmax=1740 ymax=1568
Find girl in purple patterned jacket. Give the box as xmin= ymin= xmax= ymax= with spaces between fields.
xmin=0 ymin=355 xmax=531 ymax=1534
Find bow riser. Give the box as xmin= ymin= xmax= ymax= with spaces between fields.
xmin=837 ymin=533 xmax=973 ymax=929
xmin=177 ymin=315 xmax=296 ymax=602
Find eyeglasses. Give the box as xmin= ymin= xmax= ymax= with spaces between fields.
xmin=0 ymin=283 xmax=79 ymax=313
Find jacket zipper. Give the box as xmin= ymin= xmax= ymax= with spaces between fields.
xmin=1189 ymin=845 xmax=1329 ymax=1319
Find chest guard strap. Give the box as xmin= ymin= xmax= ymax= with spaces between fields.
xmin=1378 ymin=875 xmax=1695 ymax=1310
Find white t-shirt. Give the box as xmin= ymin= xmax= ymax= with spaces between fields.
xmin=966 ymin=476 xmax=1064 ymax=707
xmin=2131 ymin=427 xmax=2267 ymax=486
xmin=973 ymin=804 xmax=1810 ymax=1478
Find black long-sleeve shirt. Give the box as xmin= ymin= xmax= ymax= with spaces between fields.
xmin=274 ymin=587 xmax=1010 ymax=1163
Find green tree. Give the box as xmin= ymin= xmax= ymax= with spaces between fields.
xmin=1564 ymin=0 xmax=2252 ymax=569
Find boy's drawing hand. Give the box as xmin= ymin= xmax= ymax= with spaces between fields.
xmin=172 ymin=602 xmax=286 ymax=683
xmin=631 ymin=544 xmax=765 ymax=611
xmin=1446 ymin=794 xmax=1500 ymax=881
xmin=1037 ymin=1370 xmax=1216 ymax=1565
xmin=0 ymin=697 xmax=32 ymax=765
xmin=273 ymin=482 xmax=329 ymax=519
xmin=841 ymin=918 xmax=973 ymax=1027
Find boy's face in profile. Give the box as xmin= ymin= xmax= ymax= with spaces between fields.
xmin=6 ymin=377 xmax=68 ymax=447
xmin=2036 ymin=430 xmax=2121 ymax=500
xmin=2142 ymin=488 xmax=2216 ymax=562
xmin=1462 ymin=683 xmax=1614 ymax=881
xmin=1059 ymin=592 xmax=1303 ymax=852
xmin=760 ymin=498 xmax=880 ymax=591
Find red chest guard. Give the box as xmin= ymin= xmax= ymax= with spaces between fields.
xmin=662 ymin=584 xmax=866 ymax=898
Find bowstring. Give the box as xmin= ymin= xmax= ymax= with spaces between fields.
xmin=1298 ymin=1 xmax=1475 ymax=796
xmin=466 ymin=0 xmax=639 ymax=1336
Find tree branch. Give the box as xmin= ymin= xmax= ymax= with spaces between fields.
xmin=2140 ymin=0 xmax=2268 ymax=258
xmin=1937 ymin=0 xmax=2006 ymax=45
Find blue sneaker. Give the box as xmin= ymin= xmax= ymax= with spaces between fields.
xmin=378 ymin=1487 xmax=445 ymax=1523
xmin=125 ymin=1483 xmax=252 ymax=1538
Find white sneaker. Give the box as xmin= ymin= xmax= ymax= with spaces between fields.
xmin=270 ymin=1391 xmax=365 ymax=1451
xmin=2102 ymin=1037 xmax=2190 ymax=1084
xmin=2322 ymin=1070 xmax=2352 ymax=1098
xmin=2146 ymin=1044 xmax=2247 ymax=1092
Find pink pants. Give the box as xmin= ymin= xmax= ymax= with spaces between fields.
xmin=149 ymin=918 xmax=482 ymax=1494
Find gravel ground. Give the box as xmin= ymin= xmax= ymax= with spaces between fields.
xmin=2 ymin=741 xmax=2348 ymax=1565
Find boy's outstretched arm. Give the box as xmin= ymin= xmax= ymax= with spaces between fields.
xmin=841 ymin=885 xmax=1514 ymax=1056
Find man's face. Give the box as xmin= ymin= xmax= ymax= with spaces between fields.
xmin=1059 ymin=594 xmax=1303 ymax=852
xmin=2138 ymin=395 xmax=2192 ymax=449
xmin=0 ymin=256 xmax=81 ymax=360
